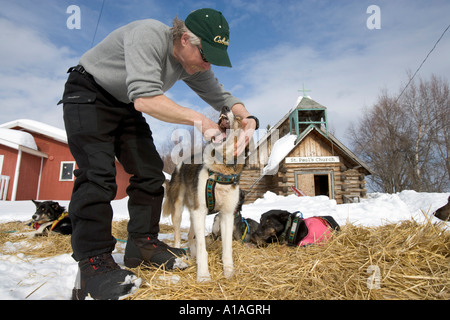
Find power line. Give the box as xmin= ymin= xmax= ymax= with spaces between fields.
xmin=90 ymin=0 xmax=106 ymax=48
xmin=396 ymin=23 xmax=450 ymax=103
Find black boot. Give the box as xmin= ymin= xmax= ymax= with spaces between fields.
xmin=72 ymin=253 xmax=141 ymax=300
xmin=124 ymin=236 xmax=188 ymax=270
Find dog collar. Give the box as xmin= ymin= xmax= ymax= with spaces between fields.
xmin=241 ymin=217 xmax=250 ymax=243
xmin=50 ymin=212 xmax=69 ymax=231
xmin=205 ymin=170 xmax=241 ymax=214
xmin=279 ymin=211 xmax=303 ymax=245
xmin=207 ymin=170 xmax=240 ymax=184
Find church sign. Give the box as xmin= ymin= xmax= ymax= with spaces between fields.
xmin=285 ymin=156 xmax=340 ymax=164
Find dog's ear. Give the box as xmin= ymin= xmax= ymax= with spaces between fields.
xmin=51 ymin=202 xmax=59 ymax=210
xmin=32 ymin=200 xmax=41 ymax=207
xmin=279 ymin=211 xmax=292 ymax=223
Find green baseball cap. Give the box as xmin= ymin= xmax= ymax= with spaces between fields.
xmin=185 ymin=8 xmax=232 ymax=67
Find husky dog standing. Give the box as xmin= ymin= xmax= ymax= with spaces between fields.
xmin=163 ymin=106 xmax=245 ymax=282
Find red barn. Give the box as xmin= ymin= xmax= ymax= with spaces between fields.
xmin=0 ymin=119 xmax=132 ymax=201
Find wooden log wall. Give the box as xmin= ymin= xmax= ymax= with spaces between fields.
xmin=240 ymin=164 xmax=368 ymax=204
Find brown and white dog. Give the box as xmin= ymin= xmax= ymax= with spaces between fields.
xmin=163 ymin=106 xmax=245 ymax=282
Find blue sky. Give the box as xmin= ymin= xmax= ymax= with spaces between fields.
xmin=1 ymin=0 xmax=449 ymax=148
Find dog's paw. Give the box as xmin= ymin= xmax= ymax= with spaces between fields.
xmin=223 ymin=266 xmax=234 ymax=279
xmin=197 ymin=274 xmax=211 ymax=283
xmin=172 ymin=257 xmax=189 ymax=270
xmin=11 ymin=231 xmax=35 ymax=238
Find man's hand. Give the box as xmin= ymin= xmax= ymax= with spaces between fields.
xmin=195 ymin=117 xmax=226 ymax=143
xmin=230 ymin=104 xmax=257 ymax=156
xmin=235 ymin=116 xmax=256 ymax=156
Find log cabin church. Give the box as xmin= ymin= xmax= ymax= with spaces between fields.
xmin=240 ymin=96 xmax=372 ymax=204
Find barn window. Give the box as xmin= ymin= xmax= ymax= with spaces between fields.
xmin=60 ymin=161 xmax=75 ymax=181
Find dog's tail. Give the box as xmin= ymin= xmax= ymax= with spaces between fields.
xmin=162 ymin=166 xmax=180 ymax=218
xmin=162 ymin=189 xmax=174 ymax=219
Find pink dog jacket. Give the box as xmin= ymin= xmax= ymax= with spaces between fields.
xmin=298 ymin=217 xmax=333 ymax=246
xmin=286 ymin=213 xmax=339 ymax=246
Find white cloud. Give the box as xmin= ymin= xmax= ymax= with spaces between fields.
xmin=0 ymin=17 xmax=78 ymax=129
xmin=0 ymin=18 xmax=75 ymax=72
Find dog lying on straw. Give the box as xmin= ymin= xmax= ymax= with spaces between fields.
xmin=251 ymin=210 xmax=340 ymax=247
xmin=210 ymin=190 xmax=259 ymax=244
xmin=22 ymin=200 xmax=72 ymax=237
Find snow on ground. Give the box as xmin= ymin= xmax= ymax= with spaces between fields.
xmin=0 ymin=190 xmax=448 ymax=299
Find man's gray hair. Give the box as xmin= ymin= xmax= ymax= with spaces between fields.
xmin=172 ymin=16 xmax=201 ymax=45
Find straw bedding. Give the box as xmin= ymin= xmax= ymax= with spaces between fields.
xmin=1 ymin=217 xmax=449 ymax=300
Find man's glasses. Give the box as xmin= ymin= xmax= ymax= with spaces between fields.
xmin=197 ymin=46 xmax=208 ymax=63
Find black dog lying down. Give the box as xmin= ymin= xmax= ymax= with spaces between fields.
xmin=27 ymin=200 xmax=72 ymax=236
xmin=210 ymin=190 xmax=259 ymax=243
xmin=251 ymin=209 xmax=340 ymax=247
xmin=434 ymin=196 xmax=450 ymax=221
xmin=211 ymin=211 xmax=260 ymax=243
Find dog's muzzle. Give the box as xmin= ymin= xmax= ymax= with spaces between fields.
xmin=218 ymin=114 xmax=230 ymax=130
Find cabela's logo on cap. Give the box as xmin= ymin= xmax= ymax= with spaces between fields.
xmin=185 ymin=8 xmax=232 ymax=67
xmin=214 ymin=35 xmax=229 ymax=46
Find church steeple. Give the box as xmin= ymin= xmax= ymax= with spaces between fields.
xmin=289 ymin=95 xmax=328 ymax=140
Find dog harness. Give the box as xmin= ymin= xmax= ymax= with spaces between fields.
xmin=280 ymin=211 xmax=339 ymax=246
xmin=235 ymin=212 xmax=251 ymax=243
xmin=205 ymin=170 xmax=241 ymax=214
xmin=241 ymin=218 xmax=250 ymax=243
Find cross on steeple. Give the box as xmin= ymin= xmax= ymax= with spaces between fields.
xmin=298 ymin=83 xmax=312 ymax=97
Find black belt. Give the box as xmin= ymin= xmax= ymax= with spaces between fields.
xmin=67 ymin=65 xmax=94 ymax=80
xmin=67 ymin=65 xmax=86 ymax=74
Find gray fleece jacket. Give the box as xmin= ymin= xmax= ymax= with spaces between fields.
xmin=79 ymin=19 xmax=242 ymax=110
